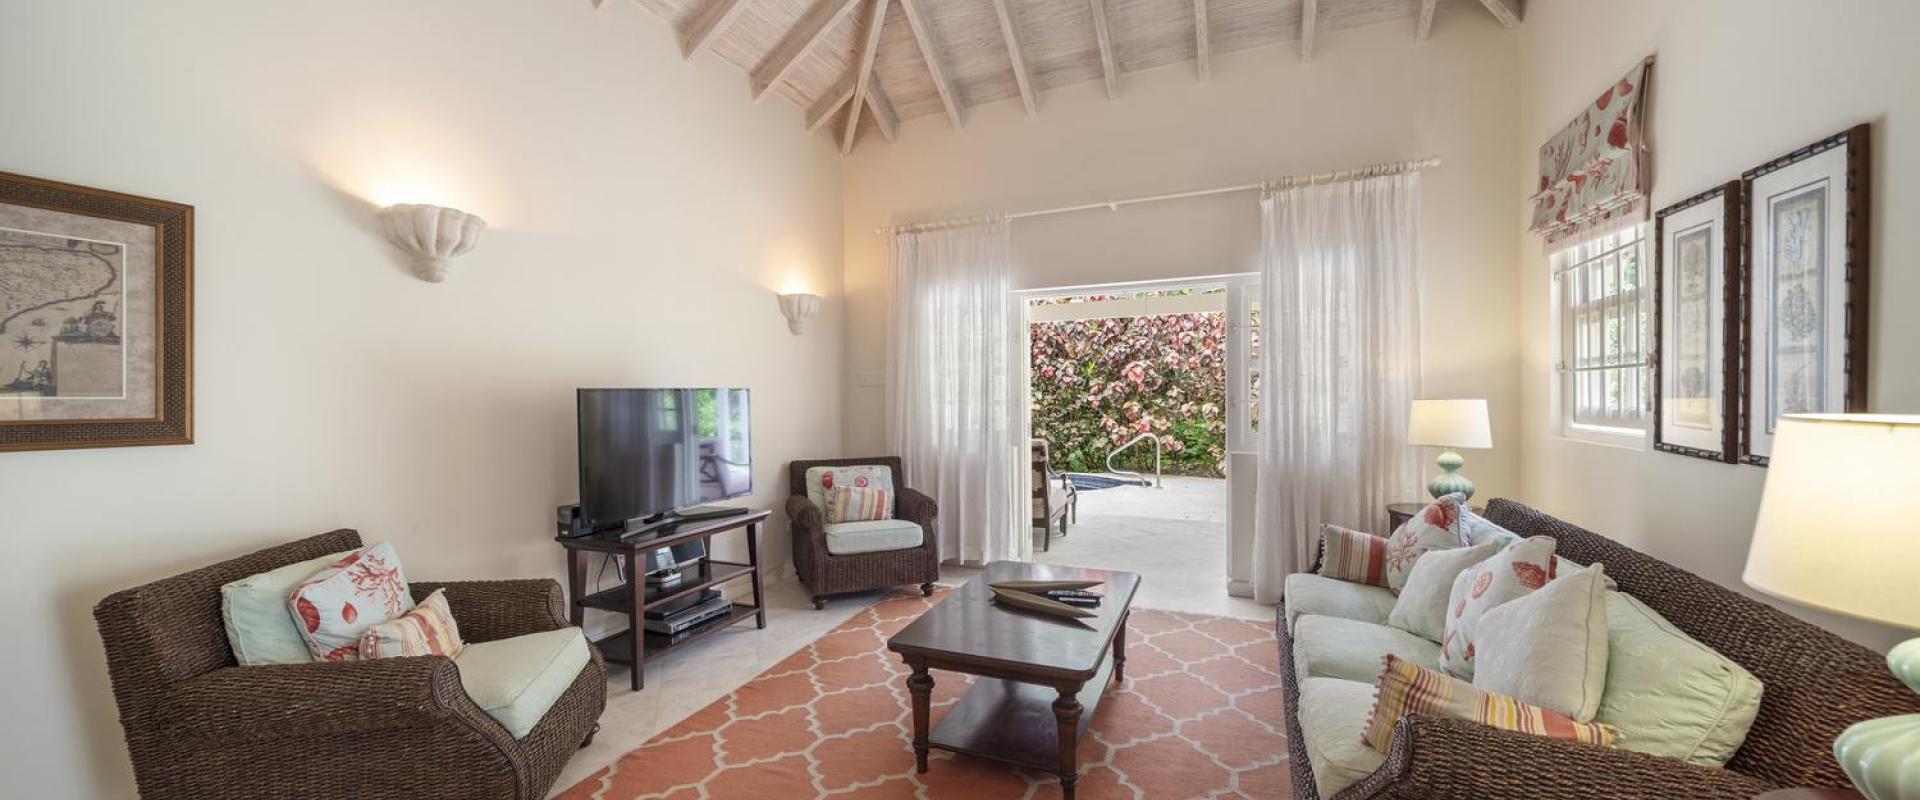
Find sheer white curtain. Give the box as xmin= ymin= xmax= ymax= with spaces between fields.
xmin=886 ymin=219 xmax=1029 ymax=565
xmin=1252 ymin=172 xmax=1424 ymax=604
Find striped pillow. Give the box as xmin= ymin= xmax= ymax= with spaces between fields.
xmin=1317 ymin=524 xmax=1389 ymax=587
xmin=358 ymin=589 xmax=464 ymax=659
xmin=826 ymin=486 xmax=894 ymax=523
xmin=1362 ymin=654 xmax=1618 ymax=754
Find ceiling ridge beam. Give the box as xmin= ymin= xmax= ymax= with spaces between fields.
xmin=1301 ymin=0 xmax=1317 ymax=62
xmin=752 ymin=0 xmax=862 ymax=101
xmin=1193 ymin=0 xmax=1210 ymax=81
xmin=805 ymin=73 xmax=857 ymax=133
xmin=843 ymin=0 xmax=890 ymax=154
xmin=682 ymin=0 xmax=753 ymax=60
xmin=1478 ymin=0 xmax=1522 ymax=28
xmin=1088 ymin=0 xmax=1119 ymax=99
xmin=897 ymin=0 xmax=965 ymax=128
xmin=1416 ymin=0 xmax=1438 ymax=41
xmin=989 ymin=0 xmax=1038 ymax=115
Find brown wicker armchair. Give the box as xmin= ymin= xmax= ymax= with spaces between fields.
xmin=1279 ymin=498 xmax=1920 ymax=800
xmin=787 ymin=456 xmax=940 ymax=609
xmin=93 ymin=529 xmax=606 ymax=800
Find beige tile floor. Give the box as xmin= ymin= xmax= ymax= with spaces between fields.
xmin=550 ymin=481 xmax=1274 ymax=795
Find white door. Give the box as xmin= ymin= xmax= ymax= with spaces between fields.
xmin=1224 ymin=277 xmax=1260 ymax=598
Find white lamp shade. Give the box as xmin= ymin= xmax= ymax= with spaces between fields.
xmin=1744 ymin=414 xmax=1920 ymax=630
xmin=1408 ymin=399 xmax=1493 ymax=449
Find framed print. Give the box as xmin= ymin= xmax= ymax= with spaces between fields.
xmin=1739 ymin=124 xmax=1870 ymax=466
xmin=0 ymin=171 xmax=193 ymax=452
xmin=1653 ymin=181 xmax=1741 ymax=462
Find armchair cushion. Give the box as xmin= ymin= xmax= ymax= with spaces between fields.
xmin=804 ymin=465 xmax=894 ymax=517
xmin=826 ymin=486 xmax=894 ymax=523
xmin=360 ymin=588 xmax=464 ymax=659
xmin=823 ymin=519 xmax=925 ymax=556
xmin=290 ymin=541 xmax=416 ymax=661
xmin=221 ymin=548 xmax=355 ymax=666
xmin=454 ymin=627 xmax=591 ymax=738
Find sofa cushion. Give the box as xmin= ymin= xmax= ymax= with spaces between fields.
xmin=1317 ymin=524 xmax=1390 ymax=587
xmin=805 ymin=465 xmax=894 ymax=518
xmin=289 ymin=542 xmax=416 ymax=662
xmin=1595 ymin=591 xmax=1764 ymax=766
xmin=1363 ymin=654 xmax=1618 ymax=753
xmin=220 ymin=548 xmax=355 ymax=666
xmin=1439 ymin=535 xmax=1558 ymax=679
xmin=1474 ymin=563 xmax=1612 ymax=721
xmin=359 ymin=588 xmax=464 ymax=660
xmin=454 ymin=627 xmax=591 ymax=739
xmin=1294 ymin=614 xmax=1443 ymax=683
xmin=1284 ymin=573 xmax=1398 ymax=633
xmin=1383 ymin=494 xmax=1472 ymax=592
xmin=1299 ymin=677 xmax=1387 ymax=797
xmin=824 ymin=519 xmax=924 ymax=556
xmin=1388 ymin=539 xmax=1502 ymax=642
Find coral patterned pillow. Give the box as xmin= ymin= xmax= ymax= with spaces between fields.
xmin=1438 ymin=535 xmax=1559 ymax=680
xmin=359 ymin=588 xmax=463 ymax=660
xmin=1362 ymin=654 xmax=1618 ymax=754
xmin=1316 ymin=524 xmax=1389 ymax=587
xmin=804 ymin=465 xmax=894 ymax=518
xmin=826 ymin=486 xmax=894 ymax=523
xmin=288 ymin=541 xmax=415 ymax=662
xmin=1382 ymin=494 xmax=1472 ymax=593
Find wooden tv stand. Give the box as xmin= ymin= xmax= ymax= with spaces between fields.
xmin=556 ymin=509 xmax=771 ymax=691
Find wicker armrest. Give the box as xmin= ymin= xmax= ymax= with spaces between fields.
xmin=410 ymin=579 xmax=567 ymax=644
xmin=1347 ymin=715 xmax=1777 ymax=800
xmin=164 ymin=657 xmax=497 ymax=745
xmin=897 ymin=488 xmax=937 ymax=527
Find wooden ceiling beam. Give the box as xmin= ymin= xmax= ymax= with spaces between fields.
xmin=843 ymin=0 xmax=890 ymax=154
xmin=752 ymin=0 xmax=862 ymax=101
xmin=867 ymin=78 xmax=899 ymax=141
xmin=990 ymin=0 xmax=1038 ymax=115
xmin=1193 ymin=0 xmax=1210 ymax=81
xmin=805 ymin=73 xmax=856 ymax=134
xmin=681 ymin=0 xmax=753 ymax=61
xmin=897 ymin=0 xmax=965 ymax=128
xmin=1478 ymin=0 xmax=1522 ymax=28
xmin=1416 ymin=0 xmax=1437 ymax=41
xmin=1300 ymin=0 xmax=1317 ymax=62
xmin=1088 ymin=0 xmax=1119 ymax=99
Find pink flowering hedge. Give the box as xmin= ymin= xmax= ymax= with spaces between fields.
xmin=1029 ymin=311 xmax=1228 ymax=477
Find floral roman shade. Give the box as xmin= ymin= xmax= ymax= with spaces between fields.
xmin=1530 ymin=57 xmax=1654 ymax=245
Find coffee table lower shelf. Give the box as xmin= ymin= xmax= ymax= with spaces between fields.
xmin=928 ymin=657 xmax=1116 ymax=771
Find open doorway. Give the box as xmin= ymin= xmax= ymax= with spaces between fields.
xmin=1021 ymin=278 xmax=1267 ymax=617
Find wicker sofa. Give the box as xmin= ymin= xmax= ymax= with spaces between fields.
xmin=786 ymin=456 xmax=940 ymax=609
xmin=93 ymin=529 xmax=606 ymax=800
xmin=1279 ymin=497 xmax=1920 ymax=800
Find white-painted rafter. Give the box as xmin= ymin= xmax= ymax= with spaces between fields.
xmin=598 ymin=0 xmax=1519 ymax=152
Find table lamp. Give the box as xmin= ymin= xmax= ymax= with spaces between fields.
xmin=1407 ymin=399 xmax=1493 ymax=501
xmin=1743 ymin=414 xmax=1920 ymax=800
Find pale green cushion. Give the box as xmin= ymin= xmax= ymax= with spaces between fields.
xmin=220 ymin=549 xmax=355 ymax=666
xmin=1294 ymin=614 xmax=1443 ymax=683
xmin=1299 ymin=677 xmax=1387 ymax=796
xmin=1284 ymin=572 xmax=1398 ymax=633
xmin=454 ymin=628 xmax=591 ymax=738
xmin=1475 ymin=563 xmax=1612 ymax=722
xmin=1388 ymin=539 xmax=1502 ymax=642
xmin=1594 ymin=592 xmax=1764 ymax=766
xmin=823 ymin=519 xmax=923 ymax=556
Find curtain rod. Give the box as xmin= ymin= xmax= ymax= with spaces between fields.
xmin=875 ymin=156 xmax=1440 ymax=235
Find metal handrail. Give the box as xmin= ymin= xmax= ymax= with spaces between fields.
xmin=1105 ymin=432 xmax=1163 ymax=488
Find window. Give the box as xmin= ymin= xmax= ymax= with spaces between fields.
xmin=1553 ymin=225 xmax=1650 ymax=440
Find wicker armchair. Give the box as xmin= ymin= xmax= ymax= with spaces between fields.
xmin=1279 ymin=498 xmax=1920 ymax=800
xmin=787 ymin=456 xmax=940 ymax=609
xmin=93 ymin=529 xmax=606 ymax=800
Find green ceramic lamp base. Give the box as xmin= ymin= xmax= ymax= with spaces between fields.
xmin=1426 ymin=449 xmax=1475 ymax=502
xmin=1836 ymin=638 xmax=1920 ymax=800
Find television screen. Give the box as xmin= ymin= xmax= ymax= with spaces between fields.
xmin=577 ymin=388 xmax=751 ymax=533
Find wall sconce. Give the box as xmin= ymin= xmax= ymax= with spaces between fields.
xmin=778 ymin=292 xmax=820 ymax=335
xmin=378 ymin=203 xmax=486 ymax=282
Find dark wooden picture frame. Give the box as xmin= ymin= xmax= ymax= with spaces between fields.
xmin=1652 ymin=181 xmax=1742 ymax=463
xmin=1737 ymin=124 xmax=1871 ymax=466
xmin=0 ymin=171 xmax=193 ymax=452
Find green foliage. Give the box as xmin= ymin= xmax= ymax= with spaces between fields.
xmin=1029 ymin=311 xmax=1228 ymax=477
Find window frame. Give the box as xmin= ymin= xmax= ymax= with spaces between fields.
xmin=1550 ymin=224 xmax=1653 ymax=447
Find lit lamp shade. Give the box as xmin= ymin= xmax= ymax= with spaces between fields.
xmin=1743 ymin=414 xmax=1920 ymax=630
xmin=1407 ymin=399 xmax=1493 ymax=449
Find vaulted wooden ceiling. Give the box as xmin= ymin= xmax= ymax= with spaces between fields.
xmin=593 ymin=0 xmax=1524 ymax=152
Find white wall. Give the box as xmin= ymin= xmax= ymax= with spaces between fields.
xmin=1512 ymin=0 xmax=1920 ymax=650
xmin=0 ymin=2 xmax=844 ymax=797
xmin=841 ymin=15 xmax=1526 ymax=502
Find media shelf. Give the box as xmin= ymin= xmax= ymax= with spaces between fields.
xmin=557 ymin=509 xmax=771 ymax=691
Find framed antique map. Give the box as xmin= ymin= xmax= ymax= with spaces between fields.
xmin=1738 ymin=125 xmax=1870 ymax=466
xmin=0 ymin=171 xmax=192 ymax=452
xmin=1653 ymin=181 xmax=1741 ymax=462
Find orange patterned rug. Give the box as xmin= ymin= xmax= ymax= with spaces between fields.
xmin=555 ymin=587 xmax=1290 ymax=800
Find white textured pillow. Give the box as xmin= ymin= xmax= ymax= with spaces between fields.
xmin=1387 ymin=539 xmax=1501 ymax=642
xmin=1438 ymin=536 xmax=1559 ymax=679
xmin=1475 ymin=563 xmax=1612 ymax=722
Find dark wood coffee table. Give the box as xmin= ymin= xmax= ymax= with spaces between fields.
xmin=886 ymin=561 xmax=1140 ymax=799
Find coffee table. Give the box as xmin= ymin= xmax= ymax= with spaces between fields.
xmin=886 ymin=561 xmax=1141 ymax=799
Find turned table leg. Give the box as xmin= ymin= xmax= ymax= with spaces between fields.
xmin=1113 ymin=611 xmax=1129 ymax=683
xmin=908 ymin=665 xmax=934 ymax=774
xmin=1053 ymin=688 xmax=1084 ymax=799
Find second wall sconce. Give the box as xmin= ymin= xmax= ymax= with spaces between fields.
xmin=778 ymin=292 xmax=820 ymax=335
xmin=379 ymin=203 xmax=486 ymax=283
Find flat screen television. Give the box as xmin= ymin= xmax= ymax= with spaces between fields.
xmin=577 ymin=388 xmax=752 ymax=535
